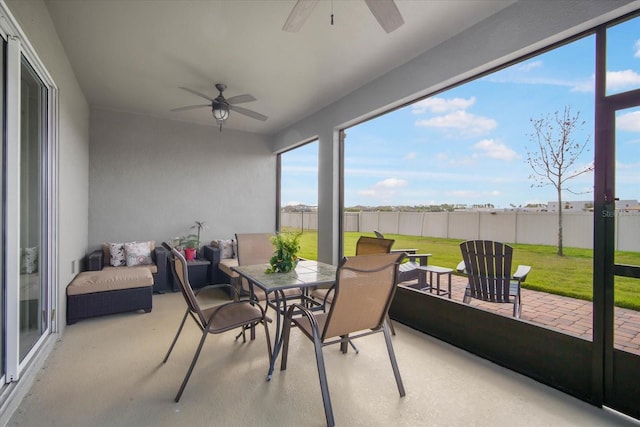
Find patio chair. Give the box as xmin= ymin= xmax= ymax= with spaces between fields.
xmin=458 ymin=240 xmax=531 ymax=318
xmin=374 ymin=231 xmax=431 ymax=283
xmin=311 ymin=235 xmax=399 ymax=342
xmin=235 ymin=233 xmax=275 ymax=299
xmin=310 ymin=235 xmax=394 ymax=305
xmin=235 ymin=232 xmax=303 ymax=302
xmin=162 ymin=243 xmax=272 ymax=402
xmin=280 ymin=252 xmax=406 ymax=427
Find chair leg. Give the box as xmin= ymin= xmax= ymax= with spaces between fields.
xmin=175 ymin=328 xmax=209 ymax=402
xmin=462 ymin=285 xmax=471 ymax=304
xmin=339 ymin=335 xmax=359 ymax=354
xmin=235 ymin=326 xmax=248 ymax=342
xmin=164 ymin=309 xmax=189 ymax=363
xmin=262 ymin=319 xmax=273 ymax=361
xmin=382 ymin=320 xmax=405 ymax=397
xmin=348 ymin=339 xmax=359 ymax=354
xmin=513 ymin=295 xmax=522 ymax=318
xmin=386 ymin=314 xmax=396 ymax=336
xmin=280 ymin=317 xmax=292 ymax=371
xmin=313 ymin=334 xmax=335 ymax=427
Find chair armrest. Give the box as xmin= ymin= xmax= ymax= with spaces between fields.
xmin=391 ymin=248 xmax=418 ymax=255
xmin=407 ymin=253 xmax=431 ymax=266
xmin=513 ymin=265 xmax=531 ymax=282
xmin=456 ymin=261 xmax=466 ymax=274
xmin=87 ymin=249 xmax=104 ymax=271
xmin=195 ymin=283 xmax=236 ymax=297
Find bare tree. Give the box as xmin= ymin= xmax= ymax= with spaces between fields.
xmin=526 ymin=106 xmax=593 ymax=256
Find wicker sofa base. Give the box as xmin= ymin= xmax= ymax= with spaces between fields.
xmin=67 ymin=286 xmax=152 ymax=325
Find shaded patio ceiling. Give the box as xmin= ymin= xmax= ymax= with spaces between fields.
xmin=44 ymin=0 xmax=516 ymax=135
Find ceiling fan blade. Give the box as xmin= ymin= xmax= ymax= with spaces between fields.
xmin=364 ymin=0 xmax=404 ymax=33
xmin=283 ymin=0 xmax=319 ymax=32
xmin=170 ymin=104 xmax=210 ymax=112
xmin=226 ymin=94 xmax=257 ymax=104
xmin=229 ymin=105 xmax=268 ymax=122
xmin=178 ymin=86 xmax=214 ymax=101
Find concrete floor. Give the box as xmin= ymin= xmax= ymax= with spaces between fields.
xmin=7 ymin=290 xmax=639 ymax=427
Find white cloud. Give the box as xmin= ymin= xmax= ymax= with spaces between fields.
xmin=571 ymin=70 xmax=640 ymax=93
xmin=473 ymin=139 xmax=520 ymax=161
xmin=517 ymin=60 xmax=543 ymax=72
xmin=617 ymin=110 xmax=640 ymax=132
xmin=415 ymin=110 xmax=497 ymax=136
xmin=635 ymin=40 xmax=640 ymax=58
xmin=412 ymin=96 xmax=476 ymax=114
xmin=570 ymin=76 xmax=594 ymax=93
xmin=358 ymin=178 xmax=408 ymax=201
xmin=607 ymin=69 xmax=640 ymax=90
xmin=435 ymin=152 xmax=449 ymax=162
xmin=616 ymin=160 xmax=640 ymax=170
xmin=404 ymin=152 xmax=417 ymax=160
xmin=374 ymin=178 xmax=407 ymax=189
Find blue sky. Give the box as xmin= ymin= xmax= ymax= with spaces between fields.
xmin=281 ymin=18 xmax=640 ymax=209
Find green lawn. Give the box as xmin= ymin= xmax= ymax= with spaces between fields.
xmin=292 ymin=229 xmax=640 ymax=311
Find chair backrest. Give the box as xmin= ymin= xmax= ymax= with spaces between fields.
xmin=235 ymin=233 xmax=274 ymax=266
xmin=235 ymin=233 xmax=274 ymax=295
xmin=459 ymin=240 xmax=514 ymax=303
xmin=322 ymin=252 xmax=404 ymax=340
xmin=356 ymin=236 xmax=394 ymax=255
xmin=164 ymin=243 xmax=207 ymax=327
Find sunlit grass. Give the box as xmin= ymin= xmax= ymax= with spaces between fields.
xmin=289 ymin=228 xmax=640 ymax=311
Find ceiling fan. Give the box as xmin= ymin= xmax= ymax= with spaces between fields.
xmin=171 ymin=83 xmax=267 ymax=131
xmin=283 ymin=0 xmax=404 ymax=33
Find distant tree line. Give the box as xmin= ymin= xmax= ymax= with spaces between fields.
xmin=285 ymin=204 xmax=463 ymax=213
xmin=283 ymin=203 xmax=557 ymax=213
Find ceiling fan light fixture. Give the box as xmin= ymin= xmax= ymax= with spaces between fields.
xmin=172 ymin=83 xmax=266 ymax=132
xmin=212 ymin=103 xmax=229 ymax=122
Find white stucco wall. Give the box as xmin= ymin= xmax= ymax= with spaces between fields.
xmin=89 ymin=108 xmax=276 ymax=249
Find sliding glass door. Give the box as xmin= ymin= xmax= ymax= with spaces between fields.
xmin=0 ymin=6 xmax=57 ymax=388
xmin=19 ymin=58 xmax=49 ymax=360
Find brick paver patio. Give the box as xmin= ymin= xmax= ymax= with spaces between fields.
xmin=401 ymin=274 xmax=640 ymax=355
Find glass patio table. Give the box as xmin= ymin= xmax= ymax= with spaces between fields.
xmin=232 ymin=259 xmax=337 ymax=380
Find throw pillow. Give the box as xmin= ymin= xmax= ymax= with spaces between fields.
xmin=20 ymin=246 xmax=39 ymax=274
xmin=124 ymin=241 xmax=152 ymax=266
xmin=108 ymin=242 xmax=127 ymax=267
xmin=216 ymin=239 xmax=235 ymax=259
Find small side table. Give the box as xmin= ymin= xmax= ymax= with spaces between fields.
xmin=417 ymin=265 xmax=453 ymax=298
xmin=172 ymin=258 xmax=211 ymax=290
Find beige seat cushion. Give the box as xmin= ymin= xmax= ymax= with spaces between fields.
xmin=219 ymin=258 xmax=239 ymax=278
xmin=67 ymin=267 xmax=153 ymax=296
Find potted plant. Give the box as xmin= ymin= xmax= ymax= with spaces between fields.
xmin=179 ymin=221 xmax=208 ymax=261
xmin=180 ymin=234 xmax=199 ymax=260
xmin=265 ymin=231 xmax=301 ymax=273
xmin=190 ymin=221 xmax=207 ymax=248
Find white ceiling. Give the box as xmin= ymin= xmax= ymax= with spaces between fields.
xmin=44 ymin=0 xmax=516 ymax=135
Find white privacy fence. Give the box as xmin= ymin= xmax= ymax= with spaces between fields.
xmin=281 ymin=210 xmax=640 ymax=252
